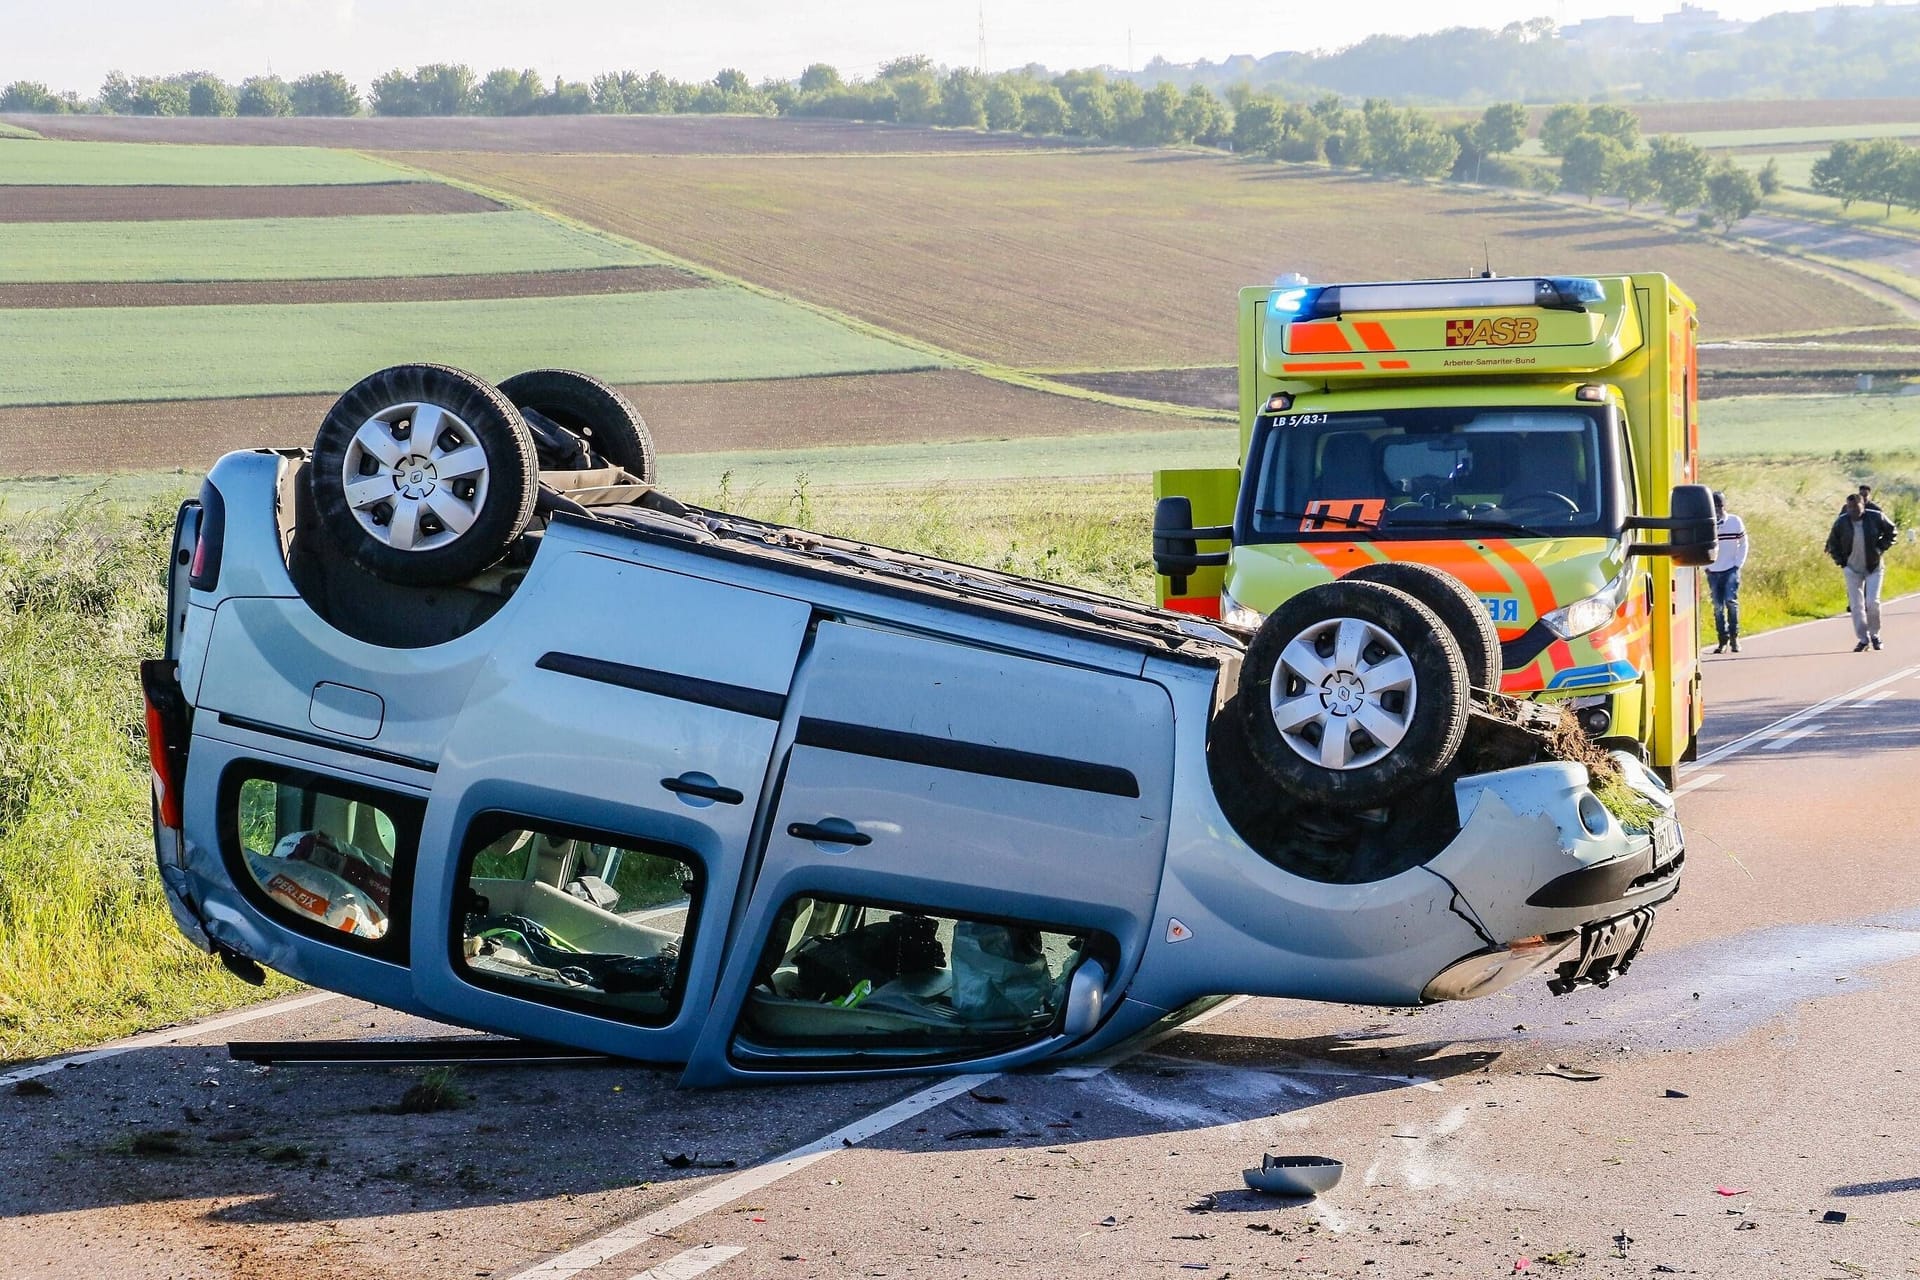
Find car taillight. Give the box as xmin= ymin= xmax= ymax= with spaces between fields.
xmin=141 ymin=660 xmax=189 ymax=832
xmin=188 ymin=481 xmax=225 ymax=592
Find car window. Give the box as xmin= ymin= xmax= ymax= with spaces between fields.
xmin=233 ymin=773 xmax=408 ymax=943
xmin=734 ymin=897 xmax=1093 ymax=1060
xmin=457 ymin=817 xmax=700 ymax=1025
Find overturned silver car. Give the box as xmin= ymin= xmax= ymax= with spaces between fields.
xmin=143 ymin=365 xmax=1685 ymax=1086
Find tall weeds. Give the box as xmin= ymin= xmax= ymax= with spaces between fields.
xmin=0 ymin=502 xmax=281 ymax=1062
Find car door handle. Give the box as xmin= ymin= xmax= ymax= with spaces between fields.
xmin=660 ymin=773 xmax=744 ymax=806
xmin=787 ymin=820 xmax=872 ymax=847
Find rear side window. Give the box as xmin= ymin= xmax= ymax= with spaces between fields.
xmin=735 ymin=897 xmax=1099 ymax=1063
xmin=455 ymin=815 xmax=701 ymax=1026
xmin=221 ymin=765 xmax=423 ymax=958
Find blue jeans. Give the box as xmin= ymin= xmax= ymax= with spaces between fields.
xmin=1707 ymin=567 xmax=1740 ymax=642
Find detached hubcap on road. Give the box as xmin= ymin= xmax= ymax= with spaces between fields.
xmin=341 ymin=402 xmax=490 ymax=553
xmin=1267 ymin=616 xmax=1418 ymax=770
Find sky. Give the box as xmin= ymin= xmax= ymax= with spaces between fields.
xmin=1 ymin=0 xmax=1859 ymax=96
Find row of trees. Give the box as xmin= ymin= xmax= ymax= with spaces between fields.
xmin=1539 ymin=107 xmax=1762 ymax=231
xmin=1811 ymin=139 xmax=1920 ymax=218
xmin=1 ymin=71 xmax=357 ymax=117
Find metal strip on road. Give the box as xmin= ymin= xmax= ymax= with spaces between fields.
xmin=0 ymin=991 xmax=343 ymax=1089
xmin=626 ymin=1246 xmax=745 ymax=1280
xmin=509 ymin=996 xmax=1253 ymax=1280
xmin=1686 ymin=663 xmax=1920 ymax=773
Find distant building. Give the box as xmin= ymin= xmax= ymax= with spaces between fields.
xmin=1561 ymin=3 xmax=1745 ymax=48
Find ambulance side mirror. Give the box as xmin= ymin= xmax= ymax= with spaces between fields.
xmin=1625 ymin=484 xmax=1717 ymax=567
xmin=1153 ymin=497 xmax=1231 ymax=593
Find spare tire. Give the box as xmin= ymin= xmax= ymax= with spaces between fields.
xmin=498 ymin=368 xmax=656 ymax=481
xmin=1238 ymin=580 xmax=1470 ymax=809
xmin=311 ymin=364 xmax=538 ymax=587
xmin=1343 ymin=560 xmax=1502 ymax=690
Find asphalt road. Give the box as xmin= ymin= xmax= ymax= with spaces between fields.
xmin=6 ymin=598 xmax=1920 ymax=1279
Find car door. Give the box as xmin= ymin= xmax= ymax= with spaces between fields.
xmin=685 ymin=617 xmax=1176 ymax=1082
xmin=409 ymin=550 xmax=812 ymax=1063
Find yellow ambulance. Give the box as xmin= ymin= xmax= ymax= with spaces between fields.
xmin=1153 ymin=274 xmax=1716 ymax=784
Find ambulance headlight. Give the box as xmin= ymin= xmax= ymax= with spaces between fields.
xmin=1221 ymin=585 xmax=1265 ymax=629
xmin=1540 ymin=567 xmax=1631 ymax=640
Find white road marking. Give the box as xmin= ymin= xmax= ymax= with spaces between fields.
xmin=1761 ymin=723 xmax=1823 ymax=752
xmin=1672 ymin=771 xmax=1722 ymax=798
xmin=1851 ymin=688 xmax=1899 ymax=708
xmin=510 ymin=997 xmax=1254 ymax=1280
xmin=626 ymin=1245 xmax=745 ymax=1280
xmin=1684 ymin=663 xmax=1920 ymax=772
xmin=0 ymin=991 xmax=343 ymax=1088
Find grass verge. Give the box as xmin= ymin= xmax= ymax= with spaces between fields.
xmin=0 ymin=501 xmax=293 ymax=1065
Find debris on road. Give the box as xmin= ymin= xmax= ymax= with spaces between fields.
xmin=1537 ymin=1066 xmax=1604 ymax=1081
xmin=966 ymin=1089 xmax=1008 ymax=1104
xmin=1244 ymin=1154 xmax=1344 ymax=1197
xmin=1185 ymin=1194 xmax=1219 ymax=1214
xmin=1715 ymin=1187 xmax=1750 ymax=1197
xmin=1822 ymin=1210 xmax=1849 ymax=1224
xmin=1012 ymin=1192 xmax=1037 ymax=1201
xmin=1735 ymin=1221 xmax=1758 ymax=1231
xmin=661 ymin=1152 xmax=738 ymax=1170
xmin=942 ymin=1127 xmax=1009 ymax=1141
xmin=11 ymin=1079 xmax=53 ymax=1098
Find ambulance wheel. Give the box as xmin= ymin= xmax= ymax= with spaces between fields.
xmin=1238 ymin=580 xmax=1470 ymax=809
xmin=498 ymin=369 xmax=656 ymax=481
xmin=1342 ymin=561 xmax=1502 ymax=690
xmin=311 ymin=364 xmax=538 ymax=587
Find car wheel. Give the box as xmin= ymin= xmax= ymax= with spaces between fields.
xmin=1343 ymin=560 xmax=1502 ymax=690
xmin=310 ymin=363 xmax=538 ymax=587
xmin=498 ymin=368 xmax=656 ymax=481
xmin=1238 ymin=580 xmax=1470 ymax=808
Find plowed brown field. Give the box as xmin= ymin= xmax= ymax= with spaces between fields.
xmin=3 ymin=113 xmax=1073 ymax=154
xmin=0 ymin=265 xmax=703 ymax=309
xmin=0 ymin=182 xmax=499 ymax=222
xmin=0 ymin=370 xmax=1185 ymax=475
xmin=400 ymin=149 xmax=1896 ymax=366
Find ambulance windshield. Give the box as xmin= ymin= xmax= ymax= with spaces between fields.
xmin=1243 ymin=406 xmax=1617 ymax=541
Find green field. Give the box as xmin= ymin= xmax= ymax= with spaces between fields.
xmin=1688 ymin=122 xmax=1920 ymax=149
xmin=0 ymin=211 xmax=655 ymax=283
xmin=0 ymin=138 xmax=416 ymax=185
xmin=0 ymin=123 xmax=41 ymax=141
xmin=0 ymin=288 xmax=940 ymax=405
xmin=1702 ymin=391 xmax=1920 ymax=456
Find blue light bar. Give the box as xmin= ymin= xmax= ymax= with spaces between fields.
xmin=1267 ymin=276 xmax=1604 ymax=321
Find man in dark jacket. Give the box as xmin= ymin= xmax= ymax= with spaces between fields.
xmin=1826 ymin=492 xmax=1898 ymax=651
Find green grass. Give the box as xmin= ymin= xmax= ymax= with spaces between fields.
xmin=1687 ymin=122 xmax=1920 ymax=149
xmin=0 ymin=288 xmax=940 ymax=406
xmin=0 ymin=502 xmax=294 ymax=1063
xmin=660 ymin=424 xmax=1238 ymax=493
xmin=0 ymin=123 xmax=43 ymax=141
xmin=1702 ymin=393 xmax=1920 ymax=457
xmin=0 ymin=212 xmax=655 ymax=284
xmin=0 ymin=138 xmax=415 ymax=185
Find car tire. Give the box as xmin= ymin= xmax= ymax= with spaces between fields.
xmin=1343 ymin=560 xmax=1502 ymax=690
xmin=311 ymin=363 xmax=538 ymax=587
xmin=1238 ymin=580 xmax=1470 ymax=809
xmin=498 ymin=368 xmax=657 ymax=481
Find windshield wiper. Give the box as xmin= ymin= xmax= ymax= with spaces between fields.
xmin=1258 ymin=508 xmax=1377 ymax=529
xmin=1385 ymin=515 xmax=1560 ymax=538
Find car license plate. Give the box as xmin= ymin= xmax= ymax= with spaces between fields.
xmin=1650 ymin=813 xmax=1681 ymax=869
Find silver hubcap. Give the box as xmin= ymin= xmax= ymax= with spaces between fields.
xmin=341 ymin=402 xmax=490 ymax=553
xmin=1267 ymin=616 xmax=1418 ymax=770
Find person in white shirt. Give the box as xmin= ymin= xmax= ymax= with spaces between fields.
xmin=1707 ymin=491 xmax=1748 ymax=654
